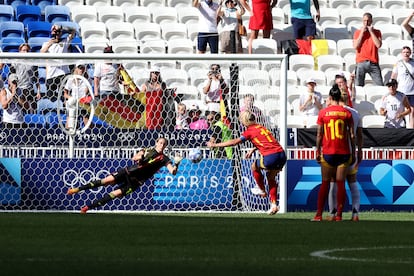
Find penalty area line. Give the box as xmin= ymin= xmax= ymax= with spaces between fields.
xmin=310 ymin=246 xmax=414 ymax=264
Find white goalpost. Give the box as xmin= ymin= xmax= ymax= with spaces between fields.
xmin=0 ymin=52 xmax=288 ymax=213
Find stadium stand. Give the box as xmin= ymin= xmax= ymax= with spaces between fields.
xmin=0 ymin=36 xmax=25 ymax=51
xmin=44 ymin=5 xmax=71 ymax=24
xmin=26 ymin=21 xmax=51 ymax=38
xmin=0 ymin=21 xmax=25 ymax=38
xmin=0 ymin=4 xmax=15 ymax=22
xmin=16 ymin=4 xmax=41 ymax=24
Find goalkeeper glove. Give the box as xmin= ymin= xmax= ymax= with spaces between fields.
xmin=173 ymin=155 xmax=183 ymax=166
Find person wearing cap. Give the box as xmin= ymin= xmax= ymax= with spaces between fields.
xmin=217 ymin=0 xmax=245 ymax=54
xmin=380 ymin=79 xmax=412 ymax=128
xmin=193 ymin=0 xmax=220 ymax=54
xmin=202 ymin=64 xmax=229 ymax=113
xmin=312 ymin=84 xmax=355 ymax=222
xmin=390 ymin=46 xmax=414 ymax=128
xmin=141 ymin=67 xmax=169 ymax=130
xmin=298 ymin=78 xmax=323 ymax=120
xmin=40 ymin=24 xmax=76 ymax=102
xmin=353 ymin=12 xmax=384 ymax=86
xmin=93 ymin=46 xmax=121 ymax=100
xmin=63 ymin=64 xmax=91 ymax=133
xmin=189 ymin=104 xmax=209 ymax=130
xmin=0 ymin=74 xmax=27 ymax=128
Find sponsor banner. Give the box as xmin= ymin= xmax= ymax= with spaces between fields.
xmin=0 ymin=158 xmax=21 ymax=204
xmin=0 ymin=128 xmax=295 ymax=148
xmin=13 ymin=158 xmax=235 ymax=211
xmin=287 ymin=160 xmax=414 ymax=211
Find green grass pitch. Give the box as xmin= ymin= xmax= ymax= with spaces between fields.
xmin=0 ymin=212 xmax=413 ymax=276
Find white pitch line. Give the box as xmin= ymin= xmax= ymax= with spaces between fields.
xmin=310 ymin=246 xmax=414 ymax=264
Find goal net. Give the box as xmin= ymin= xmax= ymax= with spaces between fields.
xmin=0 ymin=52 xmax=288 ymax=213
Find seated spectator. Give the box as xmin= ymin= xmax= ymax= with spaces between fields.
xmin=175 ymin=102 xmax=190 ymax=130
xmin=0 ymin=74 xmax=27 ymax=128
xmin=380 ymin=79 xmax=411 ymax=128
xmin=298 ymin=78 xmax=323 ymax=116
xmin=189 ymin=104 xmax=209 ymax=130
xmin=240 ymin=93 xmax=267 ymax=125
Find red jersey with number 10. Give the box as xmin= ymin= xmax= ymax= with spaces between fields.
xmin=241 ymin=124 xmax=284 ymax=156
xmin=317 ymin=105 xmax=353 ymax=155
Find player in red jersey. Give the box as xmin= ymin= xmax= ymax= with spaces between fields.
xmin=312 ymin=84 xmax=355 ymax=221
xmin=207 ymin=110 xmax=286 ymax=215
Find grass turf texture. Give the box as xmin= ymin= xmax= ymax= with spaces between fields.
xmin=0 ymin=212 xmax=413 ymax=276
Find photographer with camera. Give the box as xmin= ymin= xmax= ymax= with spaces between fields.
xmin=202 ymin=64 xmax=229 ymax=113
xmin=0 ymin=74 xmax=27 ymax=128
xmin=40 ymin=24 xmax=76 ymax=102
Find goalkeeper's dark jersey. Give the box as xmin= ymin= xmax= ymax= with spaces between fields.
xmin=127 ymin=148 xmax=171 ymax=181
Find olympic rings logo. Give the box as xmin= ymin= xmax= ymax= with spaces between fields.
xmin=62 ymin=169 xmax=111 ymax=194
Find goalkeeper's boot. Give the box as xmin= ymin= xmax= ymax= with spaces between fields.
xmin=80 ymin=206 xmax=89 ymax=214
xmin=67 ymin=187 xmax=80 ymax=195
xmin=267 ymin=204 xmax=279 ymax=215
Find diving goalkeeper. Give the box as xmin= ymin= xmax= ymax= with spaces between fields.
xmin=67 ymin=137 xmax=182 ymax=213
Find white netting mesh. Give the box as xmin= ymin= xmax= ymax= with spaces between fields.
xmin=0 ymin=53 xmax=288 ymax=212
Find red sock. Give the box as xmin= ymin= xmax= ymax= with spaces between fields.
xmin=252 ymin=170 xmax=265 ymax=191
xmin=268 ymin=179 xmax=278 ymax=203
xmin=336 ymin=180 xmax=346 ymax=217
xmin=316 ymin=180 xmax=330 ymax=216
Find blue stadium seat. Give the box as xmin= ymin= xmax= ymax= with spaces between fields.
xmin=16 ymin=5 xmax=41 ymax=25
xmin=0 ymin=37 xmax=25 ymax=52
xmin=0 ymin=21 xmax=25 ymax=38
xmin=0 ymin=4 xmax=15 ymax=22
xmin=6 ymin=0 xmax=29 ymax=11
xmin=28 ymin=36 xmax=49 ymax=51
xmin=24 ymin=113 xmax=46 ymax=127
xmin=44 ymin=5 xmax=70 ymax=24
xmin=69 ymin=36 xmax=83 ymax=53
xmin=26 ymin=21 xmax=51 ymax=37
xmin=30 ymin=0 xmax=56 ymax=14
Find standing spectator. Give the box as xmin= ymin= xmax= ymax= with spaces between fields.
xmin=353 ymin=13 xmax=384 ymax=86
xmin=63 ymin=64 xmax=91 ymax=133
xmin=40 ymin=24 xmax=76 ymax=102
xmin=93 ymin=46 xmax=121 ymax=100
xmin=312 ymin=84 xmax=355 ymax=221
xmin=193 ymin=0 xmax=220 ymax=54
xmin=390 ymin=47 xmax=414 ymax=128
xmin=0 ymin=74 xmax=27 ymax=128
xmin=240 ymin=93 xmax=267 ymax=125
xmin=9 ymin=43 xmax=40 ymax=114
xmin=141 ymin=67 xmax=167 ymax=130
xmin=202 ymin=64 xmax=228 ymax=114
xmin=298 ymin=78 xmax=323 ymax=118
xmin=401 ymin=11 xmax=414 ymax=54
xmin=175 ymin=102 xmax=190 ymax=130
xmin=335 ymin=72 xmax=355 ymax=106
xmin=217 ymin=0 xmax=245 ymax=54
xmin=380 ymin=79 xmax=412 ymax=128
xmin=239 ymin=0 xmax=277 ymax=54
xmin=290 ymin=0 xmax=320 ymax=40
